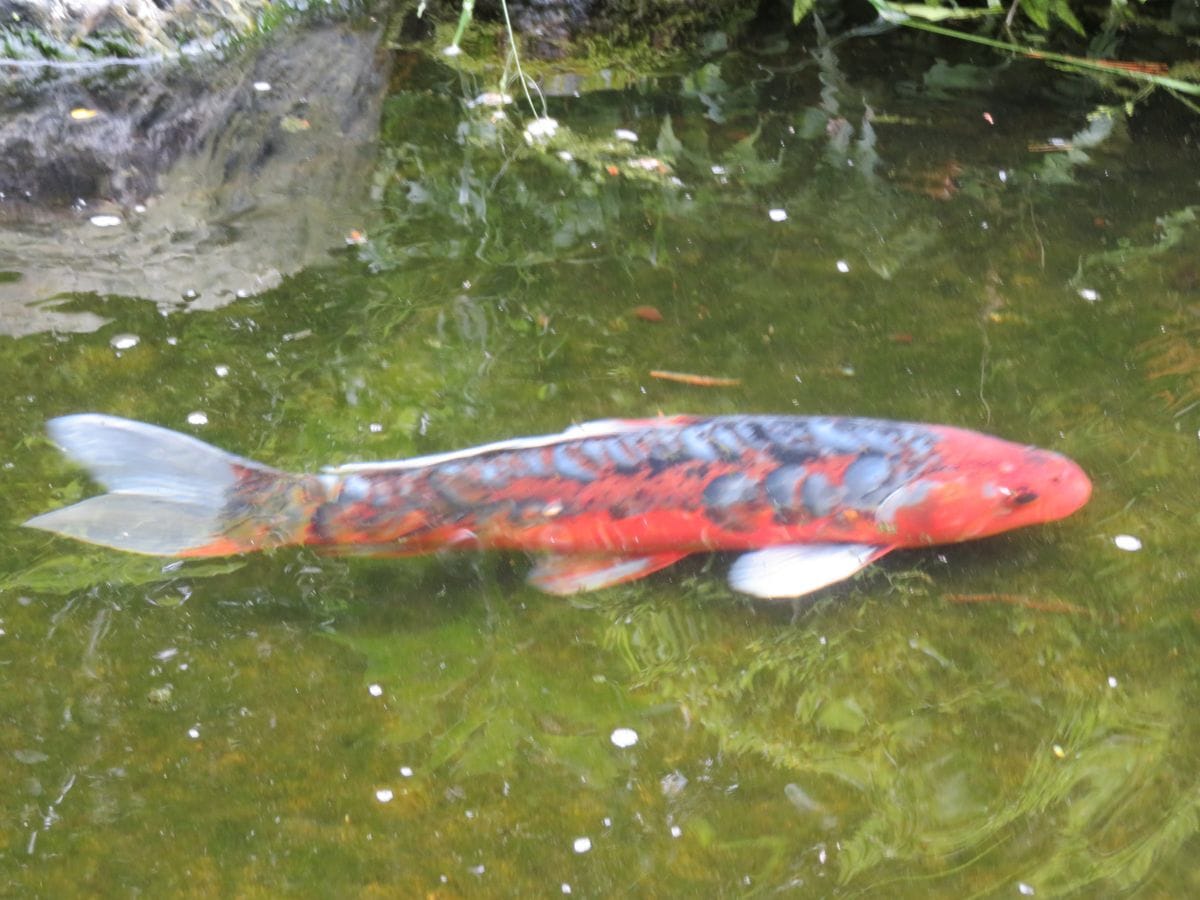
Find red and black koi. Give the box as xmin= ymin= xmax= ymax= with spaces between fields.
xmin=24 ymin=414 xmax=1091 ymax=598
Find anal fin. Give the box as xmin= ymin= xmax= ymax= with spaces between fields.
xmin=528 ymin=552 xmax=688 ymax=595
xmin=728 ymin=543 xmax=891 ymax=599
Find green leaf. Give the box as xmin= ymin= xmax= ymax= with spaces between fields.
xmin=792 ymin=0 xmax=817 ymax=25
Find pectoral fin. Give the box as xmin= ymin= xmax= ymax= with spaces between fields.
xmin=528 ymin=552 xmax=689 ymax=595
xmin=728 ymin=543 xmax=891 ymax=599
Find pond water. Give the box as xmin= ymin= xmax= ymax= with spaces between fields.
xmin=3 ymin=18 xmax=1200 ymax=897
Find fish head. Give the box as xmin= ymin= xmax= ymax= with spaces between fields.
xmin=884 ymin=437 xmax=1092 ymax=544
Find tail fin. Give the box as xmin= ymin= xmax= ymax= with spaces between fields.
xmin=24 ymin=414 xmax=326 ymax=558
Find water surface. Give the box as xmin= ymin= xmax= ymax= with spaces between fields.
xmin=2 ymin=21 xmax=1199 ymax=896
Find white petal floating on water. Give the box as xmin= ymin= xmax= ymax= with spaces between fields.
xmin=572 ymin=836 xmax=592 ymax=854
xmin=1107 ymin=675 xmax=1119 ymax=688
xmin=836 ymin=260 xmax=850 ymax=273
xmin=768 ymin=208 xmax=788 ymax=222
xmin=400 ymin=766 xmax=413 ymax=777
xmin=89 ymin=215 xmax=122 ymax=228
xmin=375 ymin=788 xmax=394 ymax=803
xmin=1113 ymin=534 xmax=1142 ymax=552
xmin=186 ymin=411 xmax=209 ymax=426
xmin=1077 ymin=287 xmax=1101 ymax=302
xmin=368 ymin=683 xmax=383 ymax=697
xmin=110 ymin=334 xmax=139 ymax=350
xmin=253 ymin=81 xmax=271 ymax=92
xmin=614 ymin=128 xmax=638 ymax=142
xmin=610 ymin=727 xmax=638 ymax=748
xmin=524 ymin=117 xmax=559 ymax=143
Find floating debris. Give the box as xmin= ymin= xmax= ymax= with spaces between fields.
xmin=469 ymin=92 xmax=512 ymax=109
xmin=89 ymin=215 xmax=121 ymax=228
xmin=524 ymin=117 xmax=559 ymax=144
xmin=649 ymin=370 xmax=741 ymax=387
xmin=1113 ymin=534 xmax=1142 ymax=552
xmin=110 ymin=334 xmax=140 ymax=350
xmin=768 ymin=208 xmax=788 ymax=222
xmin=70 ymin=108 xmax=99 ymax=121
xmin=610 ymin=727 xmax=639 ymax=748
xmin=633 ymin=306 xmax=664 ymax=323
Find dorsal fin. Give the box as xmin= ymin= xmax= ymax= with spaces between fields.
xmin=323 ymin=416 xmax=696 ymax=475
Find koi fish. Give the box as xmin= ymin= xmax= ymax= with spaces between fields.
xmin=24 ymin=414 xmax=1091 ymax=599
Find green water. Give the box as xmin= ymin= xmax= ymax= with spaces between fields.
xmin=4 ymin=23 xmax=1200 ymax=897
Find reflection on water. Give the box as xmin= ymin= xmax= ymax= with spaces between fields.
xmin=3 ymin=18 xmax=1200 ymax=897
xmin=0 ymin=25 xmax=388 ymax=336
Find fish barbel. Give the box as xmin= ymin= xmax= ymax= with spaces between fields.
xmin=24 ymin=414 xmax=1091 ymax=599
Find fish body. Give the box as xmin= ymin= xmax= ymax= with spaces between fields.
xmin=25 ymin=414 xmax=1091 ymax=599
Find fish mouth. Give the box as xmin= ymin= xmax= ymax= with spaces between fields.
xmin=1037 ymin=451 xmax=1092 ymax=521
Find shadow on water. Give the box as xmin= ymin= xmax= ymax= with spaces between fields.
xmin=2 ymin=15 xmax=1200 ymax=897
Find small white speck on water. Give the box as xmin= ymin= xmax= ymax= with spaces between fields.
xmin=369 ymin=422 xmax=383 ymax=433
xmin=110 ymin=334 xmax=139 ymax=350
xmin=610 ymin=727 xmax=638 ymax=748
xmin=253 ymin=81 xmax=271 ymax=92
xmin=1078 ymin=287 xmax=1101 ymax=302
xmin=573 ymin=836 xmax=592 ymax=854
xmin=836 ymin=259 xmax=850 ymax=273
xmin=187 ymin=726 xmax=200 ymax=739
xmin=1113 ymin=534 xmax=1142 ymax=552
xmin=399 ymin=766 xmax=413 ymax=778
xmin=214 ymin=365 xmax=229 ymax=377
xmin=768 ymin=208 xmax=788 ymax=222
xmin=1107 ymin=675 xmax=1119 ymax=688
xmin=670 ymin=825 xmax=682 ymax=838
xmin=561 ymin=884 xmax=572 ymax=895
xmin=187 ymin=412 xmax=209 ymax=426
xmin=614 ymin=128 xmax=638 ymax=142
xmin=375 ymin=788 xmax=393 ymax=803
xmin=1018 ymin=882 xmax=1035 ymax=896
xmin=368 ymin=683 xmax=383 ymax=697
xmin=89 ymin=214 xmax=121 ymax=227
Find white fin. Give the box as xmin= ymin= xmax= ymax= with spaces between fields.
xmin=528 ymin=552 xmax=688 ymax=595
xmin=728 ymin=543 xmax=891 ymax=599
xmin=25 ymin=414 xmax=306 ymax=557
xmin=324 ymin=416 xmax=695 ymax=475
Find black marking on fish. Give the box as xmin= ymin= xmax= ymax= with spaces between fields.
xmin=703 ymin=472 xmax=761 ymax=509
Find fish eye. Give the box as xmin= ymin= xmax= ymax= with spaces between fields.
xmin=1011 ymin=490 xmax=1039 ymax=506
